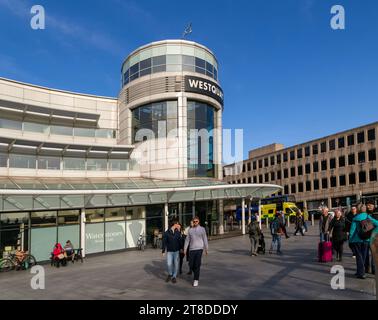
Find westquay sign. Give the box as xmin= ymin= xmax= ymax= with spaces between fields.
xmin=184 ymin=76 xmax=224 ymax=106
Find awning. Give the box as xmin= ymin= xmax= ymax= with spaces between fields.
xmin=0 ymin=177 xmax=282 ymax=212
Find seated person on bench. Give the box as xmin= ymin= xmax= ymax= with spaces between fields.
xmin=64 ymin=240 xmax=75 ymax=260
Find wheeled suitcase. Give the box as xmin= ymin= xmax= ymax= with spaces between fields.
xmin=318 ymin=236 xmax=332 ymax=262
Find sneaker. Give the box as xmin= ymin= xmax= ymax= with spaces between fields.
xmin=352 ymin=255 xmax=356 ymax=259
xmin=193 ymin=280 xmax=199 ymax=287
xmin=356 ymin=275 xmax=366 ymax=279
xmin=165 ymin=275 xmax=171 ymax=282
xmin=172 ymin=277 xmax=177 ymax=283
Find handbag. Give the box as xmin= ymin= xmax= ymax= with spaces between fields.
xmin=57 ymin=253 xmax=65 ymax=260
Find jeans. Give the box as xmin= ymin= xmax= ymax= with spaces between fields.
xmin=189 ymin=249 xmax=203 ymax=281
xmin=270 ymin=234 xmax=281 ymax=252
xmin=249 ymin=237 xmax=258 ymax=255
xmin=294 ymin=226 xmax=304 ymax=236
xmin=352 ymin=242 xmax=369 ymax=277
xmin=166 ymin=251 xmax=179 ymax=278
xmin=303 ymin=221 xmax=308 ymax=232
xmin=320 ymin=233 xmax=329 ymax=242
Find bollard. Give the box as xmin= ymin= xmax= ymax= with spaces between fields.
xmin=266 ymin=217 xmax=269 ymax=230
xmin=224 ymin=220 xmax=227 ymax=233
xmin=287 ymin=216 xmax=290 ymax=228
xmin=311 ymin=213 xmax=315 ymax=226
xmin=239 ymin=221 xmax=241 ymax=230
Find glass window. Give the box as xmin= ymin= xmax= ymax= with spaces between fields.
xmin=63 ymin=158 xmax=85 ymax=170
xmin=31 ymin=211 xmax=57 ymax=227
xmin=298 ymin=165 xmax=303 ymax=175
xmin=330 ymin=176 xmax=337 ymax=188
xmin=305 ymin=163 xmax=311 ymax=174
xmin=50 ymin=125 xmax=73 ymax=136
xmin=347 ymin=134 xmax=355 ymax=146
xmin=270 ymin=156 xmax=275 ymax=166
xmin=359 ymin=171 xmax=366 ymax=183
xmin=0 ymin=118 xmax=22 ymax=130
xmin=264 ymin=173 xmax=269 ymax=182
xmin=370 ymin=169 xmax=377 ymax=182
xmin=130 ymin=63 xmax=139 ymax=76
xmin=139 ymin=58 xmax=151 ymax=70
xmin=166 ymin=54 xmax=182 ymax=65
xmin=38 ymin=156 xmax=60 ymax=170
xmin=195 ymin=57 xmax=206 ymax=69
xmin=339 ymin=156 xmax=345 ymax=167
xmin=276 ymin=154 xmax=281 ymax=164
xmin=152 ymin=55 xmax=166 ymax=66
xmin=182 ymin=55 xmax=195 ymax=66
xmin=314 ymin=179 xmax=319 ymax=190
xmin=321 ymin=160 xmax=327 ymax=171
xmin=312 ymin=144 xmax=318 ymax=155
xmin=298 ymin=182 xmax=304 ymax=193
xmin=253 ymin=161 xmax=257 ymax=170
xmin=329 ymin=139 xmax=335 ymax=151
xmin=306 ymin=181 xmax=311 ymax=191
xmin=140 ymin=68 xmax=151 ymax=77
xmin=271 ymin=172 xmax=275 ymax=180
xmin=85 ymin=208 xmax=104 ymax=223
xmin=96 ymin=129 xmax=116 ymax=139
xmin=368 ymin=128 xmax=376 ymax=141
xmin=320 ymin=142 xmax=327 ymax=153
xmin=290 ymin=167 xmax=295 ymax=177
xmin=357 ymin=131 xmax=365 ymax=144
xmin=322 ymin=178 xmax=328 ymax=189
xmin=348 ymin=153 xmax=355 ymax=165
xmin=0 ymin=152 xmax=7 ymax=167
xmin=109 ymin=159 xmax=129 ymax=171
xmin=277 ymin=171 xmax=282 ymax=180
xmin=305 ymin=146 xmax=310 ymax=157
xmin=297 ymin=148 xmax=303 ymax=159
xmin=358 ymin=151 xmax=365 ymax=163
xmin=105 ymin=207 xmax=125 ymax=222
xmin=283 ymin=152 xmax=288 ymax=162
xmin=349 ymin=173 xmax=356 ymax=185
xmin=313 ymin=161 xmax=319 ymax=172
xmin=368 ymin=149 xmax=376 ymax=161
xmin=284 ymin=185 xmax=289 ymax=194
xmin=264 ymin=158 xmax=268 ymax=167
xmin=57 ymin=210 xmax=80 ymax=225
xmin=284 ymin=169 xmax=288 ymax=179
xmin=290 ymin=151 xmax=295 ymax=160
xmin=74 ymin=127 xmax=96 ymax=137
xmin=291 ymin=184 xmax=296 ymax=194
xmin=338 ymin=137 xmax=345 ymax=148
xmin=152 ymin=65 xmax=166 ymax=73
xmin=339 ymin=175 xmax=346 ymax=186
xmin=126 ymin=206 xmax=146 ymax=220
xmin=9 ymin=154 xmax=36 ymax=169
xmin=87 ymin=158 xmax=107 ymax=171
xmin=23 ymin=122 xmax=49 ymax=134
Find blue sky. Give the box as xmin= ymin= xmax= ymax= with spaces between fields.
xmin=0 ymin=0 xmax=377 ymax=161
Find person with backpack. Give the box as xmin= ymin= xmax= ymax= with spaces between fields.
xmin=329 ymin=209 xmax=347 ymax=262
xmin=294 ymin=211 xmax=305 ymax=236
xmin=366 ymin=200 xmax=377 ymax=275
xmin=269 ymin=212 xmax=284 ymax=254
xmin=349 ymin=204 xmax=378 ymax=279
xmin=247 ymin=214 xmax=261 ymax=256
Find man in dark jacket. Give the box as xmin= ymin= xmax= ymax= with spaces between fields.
xmin=346 ymin=206 xmax=358 ymax=258
xmin=278 ymin=211 xmax=290 ymax=239
xmin=294 ymin=211 xmax=305 ymax=236
xmin=248 ymin=214 xmax=261 ymax=256
xmin=162 ymin=219 xmax=182 ymax=283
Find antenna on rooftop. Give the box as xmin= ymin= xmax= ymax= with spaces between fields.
xmin=182 ymin=22 xmax=192 ymax=39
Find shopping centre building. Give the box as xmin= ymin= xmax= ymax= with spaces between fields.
xmin=0 ymin=40 xmax=281 ymax=261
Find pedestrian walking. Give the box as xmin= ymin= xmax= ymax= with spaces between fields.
xmin=329 ymin=209 xmax=347 ymax=262
xmin=184 ymin=220 xmax=194 ymax=275
xmin=162 ymin=219 xmax=182 ymax=283
xmin=346 ymin=205 xmax=358 ymax=258
xmin=294 ymin=211 xmax=305 ymax=236
xmin=178 ymin=223 xmax=186 ymax=275
xmin=184 ymin=216 xmax=208 ymax=287
xmin=247 ymin=214 xmax=261 ymax=256
xmin=319 ymin=207 xmax=332 ymax=241
xmin=366 ymin=200 xmax=377 ymax=275
xmin=278 ymin=211 xmax=290 ymax=239
xmin=269 ymin=212 xmax=284 ymax=254
xmin=349 ymin=203 xmax=378 ymax=279
xmin=302 ymin=211 xmax=308 ymax=233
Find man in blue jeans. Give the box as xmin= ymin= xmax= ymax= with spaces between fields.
xmin=162 ymin=219 xmax=182 ymax=283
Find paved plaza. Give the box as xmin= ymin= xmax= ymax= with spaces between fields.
xmin=0 ymin=225 xmax=376 ymax=300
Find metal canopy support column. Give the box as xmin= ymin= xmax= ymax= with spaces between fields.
xmin=218 ymin=199 xmax=224 ymax=235
xmin=164 ymin=202 xmax=169 ymax=231
xmin=81 ymin=208 xmax=86 ymax=258
xmin=241 ymin=197 xmax=246 ymax=235
xmin=258 ymin=198 xmax=262 ymax=230
xmin=192 ymin=201 xmax=196 ymax=218
xmin=248 ymin=199 xmax=252 ymax=224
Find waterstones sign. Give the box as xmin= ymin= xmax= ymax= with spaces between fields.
xmin=184 ymin=76 xmax=224 ymax=105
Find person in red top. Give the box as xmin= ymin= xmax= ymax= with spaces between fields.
xmin=52 ymin=243 xmax=66 ymax=267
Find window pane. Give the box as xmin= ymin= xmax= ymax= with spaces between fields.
xmin=0 ymin=119 xmax=22 ymax=130
xmin=0 ymin=152 xmax=7 ymax=167
xmin=74 ymin=127 xmax=96 ymax=137
xmin=31 ymin=211 xmax=57 ymax=227
xmin=63 ymin=158 xmax=85 ymax=170
xmin=152 ymin=55 xmax=166 ymax=66
xmin=38 ymin=156 xmax=60 ymax=170
xmin=105 ymin=207 xmax=125 ymax=222
xmin=182 ymin=55 xmax=195 ymax=65
xmin=85 ymin=208 xmax=104 ymax=223
xmin=57 ymin=210 xmax=80 ymax=225
xmin=139 ymin=58 xmax=151 ymax=70
xmin=50 ymin=125 xmax=73 ymax=136
xmin=109 ymin=159 xmax=128 ymax=171
xmin=166 ymin=54 xmax=181 ymax=64
xmin=24 ymin=122 xmax=49 ymax=134
xmin=87 ymin=158 xmax=107 ymax=171
xmin=9 ymin=154 xmax=36 ymax=169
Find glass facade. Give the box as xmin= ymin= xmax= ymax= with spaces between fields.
xmin=122 ymin=43 xmax=218 ymax=86
xmin=0 ymin=118 xmax=116 ymax=139
xmin=132 ymin=101 xmax=178 ymax=143
xmin=187 ymin=101 xmax=215 ymax=177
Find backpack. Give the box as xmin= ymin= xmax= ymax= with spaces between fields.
xmin=358 ymin=218 xmax=375 ymax=240
xmin=248 ymin=222 xmax=259 ymax=236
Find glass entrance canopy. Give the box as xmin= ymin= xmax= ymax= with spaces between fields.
xmin=0 ymin=177 xmax=282 ymax=212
